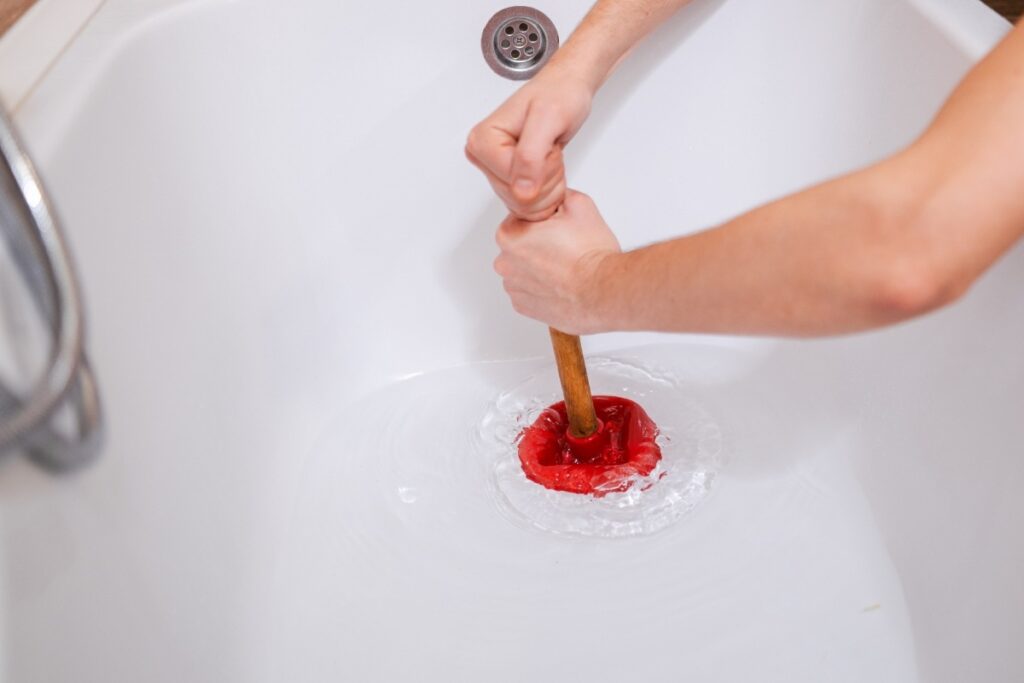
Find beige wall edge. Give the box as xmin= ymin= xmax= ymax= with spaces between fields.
xmin=0 ymin=0 xmax=105 ymax=111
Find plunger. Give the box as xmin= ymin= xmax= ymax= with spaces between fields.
xmin=515 ymin=305 xmax=662 ymax=496
xmin=548 ymin=329 xmax=601 ymax=443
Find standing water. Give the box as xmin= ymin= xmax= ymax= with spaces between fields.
xmin=269 ymin=345 xmax=918 ymax=680
xmin=479 ymin=357 xmax=725 ymax=537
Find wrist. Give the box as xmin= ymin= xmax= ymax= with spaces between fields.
xmin=541 ymin=37 xmax=614 ymax=96
xmin=579 ymin=250 xmax=630 ymax=333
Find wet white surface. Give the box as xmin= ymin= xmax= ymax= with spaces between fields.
xmin=481 ymin=356 xmax=724 ymax=537
xmin=270 ymin=347 xmax=917 ymax=680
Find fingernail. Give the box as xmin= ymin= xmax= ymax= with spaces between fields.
xmin=514 ymin=178 xmax=534 ymax=195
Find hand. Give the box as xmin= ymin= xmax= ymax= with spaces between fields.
xmin=465 ymin=68 xmax=594 ymax=221
xmin=494 ymin=190 xmax=622 ymax=334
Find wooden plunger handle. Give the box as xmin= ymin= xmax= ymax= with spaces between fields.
xmin=549 ymin=328 xmax=599 ymax=438
xmin=517 ymin=191 xmax=598 ymax=438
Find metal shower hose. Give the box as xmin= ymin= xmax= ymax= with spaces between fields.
xmin=0 ymin=104 xmax=101 ymax=470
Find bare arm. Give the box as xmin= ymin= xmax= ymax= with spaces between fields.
xmin=465 ymin=0 xmax=692 ymax=220
xmin=495 ymin=21 xmax=1024 ymax=336
xmin=546 ymin=0 xmax=695 ymax=91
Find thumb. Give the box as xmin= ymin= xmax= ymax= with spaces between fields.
xmin=510 ymin=105 xmax=565 ymax=202
xmin=559 ymin=189 xmax=590 ymax=215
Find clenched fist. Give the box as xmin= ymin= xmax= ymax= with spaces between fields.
xmin=465 ymin=69 xmax=594 ymax=221
xmin=493 ymin=190 xmax=622 ymax=334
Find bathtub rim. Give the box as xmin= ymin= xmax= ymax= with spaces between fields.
xmin=0 ymin=0 xmax=1013 ymax=163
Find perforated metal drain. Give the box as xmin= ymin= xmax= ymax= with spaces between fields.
xmin=481 ymin=7 xmax=559 ymax=80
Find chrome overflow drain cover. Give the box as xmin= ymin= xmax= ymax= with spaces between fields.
xmin=482 ymin=6 xmax=559 ymax=80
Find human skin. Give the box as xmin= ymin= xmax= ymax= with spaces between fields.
xmin=465 ymin=0 xmax=693 ymax=221
xmin=471 ymin=7 xmax=1024 ymax=336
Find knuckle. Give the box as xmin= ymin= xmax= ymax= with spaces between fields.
xmin=465 ymin=127 xmax=482 ymax=154
xmin=497 ymin=215 xmax=517 ymax=235
xmin=566 ymin=189 xmax=588 ymax=204
xmin=515 ymin=149 xmax=543 ymax=168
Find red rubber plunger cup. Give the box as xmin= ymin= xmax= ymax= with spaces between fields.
xmin=519 ymin=330 xmax=662 ymax=496
xmin=519 ymin=396 xmax=662 ymax=496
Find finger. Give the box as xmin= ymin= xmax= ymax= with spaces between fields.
xmin=508 ymin=166 xmax=566 ymax=220
xmin=530 ymin=163 xmax=567 ymax=205
xmin=483 ymin=161 xmax=563 ymax=221
xmin=510 ymin=103 xmax=566 ymax=201
xmin=558 ymin=188 xmax=592 ymax=214
xmin=506 ymin=146 xmax=565 ymax=216
xmin=477 ymin=164 xmax=521 ymax=211
xmin=502 ymin=279 xmax=532 ymax=298
xmin=465 ymin=123 xmax=516 ymax=183
xmin=496 ymin=215 xmax=530 ymax=247
xmin=513 ymin=179 xmax=568 ymax=222
xmin=506 ymin=291 xmax=541 ymax=320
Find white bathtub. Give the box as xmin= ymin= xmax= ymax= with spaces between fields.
xmin=0 ymin=0 xmax=1019 ymax=680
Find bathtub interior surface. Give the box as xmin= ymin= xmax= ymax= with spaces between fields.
xmin=1 ymin=0 xmax=1021 ymax=681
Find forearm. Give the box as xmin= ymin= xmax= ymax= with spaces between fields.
xmin=544 ymin=0 xmax=694 ymax=92
xmin=487 ymin=7 xmax=1024 ymax=337
xmin=594 ymin=155 xmax=954 ymax=336
xmin=593 ymin=22 xmax=1024 ymax=337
